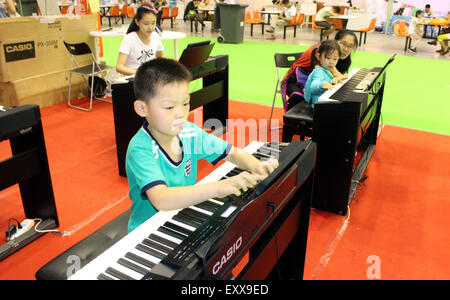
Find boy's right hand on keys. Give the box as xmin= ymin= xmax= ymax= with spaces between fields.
xmin=322 ymin=81 xmax=334 ymax=90
xmin=217 ymin=171 xmax=266 ymax=198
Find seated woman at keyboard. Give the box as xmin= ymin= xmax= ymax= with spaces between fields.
xmin=126 ymin=58 xmax=279 ymax=232
xmin=304 ymin=40 xmax=343 ymax=108
xmin=116 ymin=4 xmax=166 ymax=76
xmin=281 ymin=29 xmax=358 ymax=110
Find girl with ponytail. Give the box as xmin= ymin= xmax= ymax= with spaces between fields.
xmin=116 ymin=3 xmax=166 ymax=75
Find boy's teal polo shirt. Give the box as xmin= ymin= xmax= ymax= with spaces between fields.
xmin=125 ymin=121 xmax=232 ymax=232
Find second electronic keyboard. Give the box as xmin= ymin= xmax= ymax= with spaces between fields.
xmin=312 ymin=56 xmax=393 ymax=215
xmin=69 ymin=140 xmax=316 ymax=280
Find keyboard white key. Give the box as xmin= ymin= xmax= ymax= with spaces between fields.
xmin=318 ymin=68 xmax=360 ymax=103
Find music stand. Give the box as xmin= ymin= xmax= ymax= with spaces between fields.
xmin=178 ymin=43 xmax=215 ymax=68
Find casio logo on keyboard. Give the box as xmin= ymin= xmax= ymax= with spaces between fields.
xmin=212 ymin=236 xmax=242 ymax=275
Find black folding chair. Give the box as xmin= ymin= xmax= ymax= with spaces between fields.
xmin=63 ymin=41 xmax=113 ymax=112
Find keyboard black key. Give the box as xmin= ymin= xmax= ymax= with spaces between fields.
xmin=125 ymin=252 xmax=156 ymax=269
xmin=212 ymin=196 xmax=229 ymax=203
xmin=179 ymin=211 xmax=206 ymax=225
xmin=118 ymin=258 xmax=149 ymax=276
xmin=173 ymin=213 xmax=202 ymax=228
xmin=148 ymin=233 xmax=178 ymax=249
xmin=142 ymin=238 xmax=172 ymax=254
xmin=105 ymin=267 xmax=136 ymax=280
xmin=97 ymin=273 xmax=115 ymax=280
xmin=182 ymin=208 xmax=209 ymax=221
xmin=163 ymin=221 xmax=194 ymax=236
xmin=136 ymin=243 xmax=166 ymax=260
xmin=194 ymin=200 xmax=221 ymax=213
xmin=158 ymin=225 xmax=187 ymax=241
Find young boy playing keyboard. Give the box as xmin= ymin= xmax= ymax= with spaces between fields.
xmin=126 ymin=58 xmax=279 ymax=232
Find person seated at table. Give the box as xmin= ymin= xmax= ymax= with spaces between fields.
xmin=424 ymin=4 xmax=433 ymax=17
xmin=266 ymin=0 xmax=296 ymax=40
xmin=116 ymin=3 xmax=166 ymax=76
xmin=436 ymin=31 xmax=450 ymax=55
xmin=281 ymin=29 xmax=357 ymax=111
xmin=407 ymin=9 xmax=425 ymax=53
xmin=0 ymin=0 xmax=18 ymax=17
xmin=184 ymin=0 xmax=206 ymax=31
xmin=315 ymin=5 xmax=341 ymax=39
xmin=428 ymin=11 xmax=450 ymax=48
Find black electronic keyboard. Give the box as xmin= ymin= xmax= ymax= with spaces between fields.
xmin=70 ymin=140 xmax=316 ymax=280
xmin=312 ymin=56 xmax=394 ymax=215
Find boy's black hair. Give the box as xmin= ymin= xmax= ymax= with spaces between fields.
xmin=134 ymin=58 xmax=192 ymax=102
xmin=317 ymin=40 xmax=341 ymax=58
xmin=281 ymin=0 xmax=290 ymax=5
xmin=425 ymin=4 xmax=431 ymax=9
xmin=415 ymin=9 xmax=423 ymax=17
xmin=127 ymin=3 xmax=158 ymax=34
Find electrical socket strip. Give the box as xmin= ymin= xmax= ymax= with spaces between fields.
xmin=10 ymin=219 xmax=35 ymax=240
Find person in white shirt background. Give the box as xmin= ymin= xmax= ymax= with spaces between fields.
xmin=0 ymin=0 xmax=18 ymax=18
xmin=314 ymin=5 xmax=340 ymax=39
xmin=116 ymin=3 xmax=166 ymax=76
xmin=266 ymin=0 xmax=297 ymax=40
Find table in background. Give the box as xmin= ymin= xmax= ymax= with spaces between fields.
xmin=420 ymin=23 xmax=449 ymax=39
xmin=258 ymin=10 xmax=281 ymax=25
xmin=329 ymin=15 xmax=360 ymax=29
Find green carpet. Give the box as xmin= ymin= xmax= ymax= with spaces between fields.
xmin=102 ymin=35 xmax=450 ymax=135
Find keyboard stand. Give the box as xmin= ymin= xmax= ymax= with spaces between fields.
xmin=0 ymin=105 xmax=59 ymax=261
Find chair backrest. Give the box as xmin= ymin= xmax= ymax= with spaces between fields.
xmin=253 ymin=10 xmax=262 ymax=22
xmin=60 ymin=6 xmax=68 ymax=14
xmin=274 ymin=52 xmax=302 ymax=69
xmin=398 ymin=20 xmax=409 ymax=36
xmin=161 ymin=7 xmax=170 ymax=18
xmin=171 ymin=7 xmax=178 ymax=18
xmin=245 ymin=11 xmax=252 ymax=23
xmin=297 ymin=13 xmax=304 ymax=25
xmin=127 ymin=5 xmax=135 ymax=18
xmin=312 ymin=14 xmax=324 ymax=29
xmin=286 ymin=14 xmax=297 ymax=26
xmin=273 ymin=52 xmax=303 ymax=110
xmin=120 ymin=4 xmax=128 ymax=15
xmin=110 ymin=5 xmax=119 ymax=16
xmin=369 ymin=17 xmax=377 ymax=30
xmin=64 ymin=41 xmax=92 ymax=56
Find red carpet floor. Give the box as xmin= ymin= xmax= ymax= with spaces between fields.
xmin=0 ymin=99 xmax=449 ymax=280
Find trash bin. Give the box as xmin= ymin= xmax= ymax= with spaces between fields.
xmin=218 ymin=3 xmax=248 ymax=44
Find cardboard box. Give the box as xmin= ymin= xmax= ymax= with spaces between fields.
xmin=0 ymin=69 xmax=85 ymax=108
xmin=0 ymin=15 xmax=97 ymax=83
